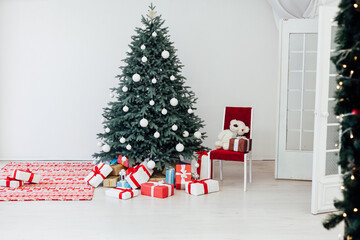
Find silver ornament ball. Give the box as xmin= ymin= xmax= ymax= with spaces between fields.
xmin=102 ymin=144 xmax=111 ymax=152
xmin=183 ymin=131 xmax=189 ymax=137
xmin=152 ymin=32 xmax=157 ymax=37
xmin=141 ymin=44 xmax=146 ymax=50
xmin=126 ymin=144 xmax=132 ymax=150
xmin=170 ymin=75 xmax=175 ymax=81
xmin=147 ymin=160 xmax=156 ymax=170
xmin=141 ymin=56 xmax=147 ymax=62
xmin=140 ymin=118 xmax=149 ymax=127
xmin=105 ymin=128 xmax=110 ymax=133
xmin=194 ymin=131 xmax=202 ymax=139
xmin=123 ymin=106 xmax=129 ymax=112
xmin=120 ymin=137 xmax=126 ymax=143
xmin=170 ymin=98 xmax=178 ymax=106
xmin=132 ymin=73 xmax=141 ymax=82
xmin=97 ymin=141 xmax=103 ymax=147
xmin=152 ymin=78 xmax=157 ymax=84
xmin=122 ymin=86 xmax=128 ymax=92
xmin=188 ymin=109 xmax=193 ymax=114
xmin=161 ymin=50 xmax=170 ymax=59
xmin=149 ymin=100 xmax=155 ymax=106
xmin=154 ymin=131 xmax=160 ymax=138
xmin=176 ymin=143 xmax=184 ymax=152
xmin=161 ymin=108 xmax=167 ymax=115
xmin=172 ymin=124 xmax=178 ymax=131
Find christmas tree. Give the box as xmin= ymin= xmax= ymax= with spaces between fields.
xmin=93 ymin=4 xmax=206 ymax=170
xmin=323 ymin=0 xmax=360 ymax=239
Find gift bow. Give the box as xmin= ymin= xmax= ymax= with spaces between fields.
xmin=127 ymin=163 xmax=151 ymax=188
xmin=114 ymin=188 xmax=134 ymax=199
xmin=188 ymin=179 xmax=210 ymax=195
xmin=92 ymin=166 xmax=106 ymax=179
xmin=196 ymin=151 xmax=208 ymax=160
xmin=176 ymin=166 xmax=191 ymax=179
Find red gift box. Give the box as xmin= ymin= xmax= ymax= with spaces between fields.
xmin=141 ymin=181 xmax=174 ymax=199
xmin=117 ymin=155 xmax=129 ymax=168
xmin=175 ymin=164 xmax=192 ymax=190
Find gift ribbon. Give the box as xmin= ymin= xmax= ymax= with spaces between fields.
xmin=3 ymin=176 xmax=22 ymax=187
xmin=114 ymin=188 xmax=134 ymax=199
xmin=13 ymin=169 xmax=35 ymax=182
xmin=196 ymin=151 xmax=208 ymax=175
xmin=128 ymin=164 xmax=151 ymax=188
xmin=149 ymin=181 xmax=172 ymax=197
xmin=188 ymin=179 xmax=209 ymax=195
xmin=176 ymin=165 xmax=191 ymax=187
xmin=87 ymin=164 xmax=106 ymax=184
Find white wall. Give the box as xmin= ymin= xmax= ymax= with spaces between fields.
xmin=0 ymin=0 xmax=278 ymax=160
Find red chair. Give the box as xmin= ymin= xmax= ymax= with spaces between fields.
xmin=209 ymin=107 xmax=253 ymax=192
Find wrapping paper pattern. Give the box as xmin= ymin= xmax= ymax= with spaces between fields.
xmin=185 ymin=179 xmax=219 ymax=196
xmin=175 ymin=165 xmax=192 ymax=190
xmin=141 ymin=181 xmax=174 ymax=198
xmin=105 ymin=187 xmax=139 ymax=200
xmin=0 ymin=162 xmax=95 ymax=201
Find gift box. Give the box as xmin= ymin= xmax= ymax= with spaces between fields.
xmin=117 ymin=155 xmax=129 ymax=168
xmin=116 ymin=180 xmax=132 ymax=189
xmin=229 ymin=137 xmax=252 ymax=152
xmin=185 ymin=179 xmax=219 ymax=196
xmin=193 ymin=151 xmax=212 ymax=179
xmin=85 ymin=163 xmax=113 ymax=187
xmin=162 ymin=163 xmax=177 ymax=175
xmin=149 ymin=172 xmax=166 ymax=182
xmin=175 ymin=164 xmax=192 ymax=190
xmin=105 ymin=187 xmax=139 ymax=200
xmin=12 ymin=169 xmax=41 ymax=183
xmin=0 ymin=177 xmax=23 ymax=188
xmin=125 ymin=162 xmax=153 ymax=189
xmin=165 ymin=168 xmax=175 ymax=185
xmin=103 ymin=176 xmax=119 ymax=188
xmin=141 ymin=181 xmax=174 ymax=199
xmin=109 ymin=164 xmax=125 ymax=176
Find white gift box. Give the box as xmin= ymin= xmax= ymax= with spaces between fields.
xmin=126 ymin=162 xmax=153 ymax=188
xmin=185 ymin=179 xmax=219 ymax=196
xmin=85 ymin=163 xmax=113 ymax=187
xmin=12 ymin=169 xmax=41 ymax=183
xmin=0 ymin=177 xmax=23 ymax=188
xmin=105 ymin=187 xmax=139 ymax=200
xmin=191 ymin=152 xmax=211 ymax=179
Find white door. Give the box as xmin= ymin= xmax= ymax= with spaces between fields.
xmin=276 ymin=19 xmax=318 ymax=180
xmin=311 ymin=6 xmax=342 ymax=214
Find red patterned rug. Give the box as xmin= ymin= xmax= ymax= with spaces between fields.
xmin=0 ymin=162 xmax=95 ymax=201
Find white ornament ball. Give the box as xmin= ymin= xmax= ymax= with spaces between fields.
xmin=102 ymin=144 xmax=111 ymax=152
xmin=170 ymin=75 xmax=175 ymax=81
xmin=172 ymin=124 xmax=178 ymax=131
xmin=170 ymin=98 xmax=178 ymax=106
xmin=176 ymin=143 xmax=184 ymax=152
xmin=183 ymin=131 xmax=189 ymax=137
xmin=126 ymin=144 xmax=132 ymax=150
xmin=123 ymin=106 xmax=129 ymax=112
xmin=97 ymin=141 xmax=103 ymax=147
xmin=101 ymin=117 xmax=106 ymax=123
xmin=120 ymin=137 xmax=126 ymax=143
xmin=188 ymin=109 xmax=193 ymax=114
xmin=127 ymin=48 xmax=133 ymax=53
xmin=141 ymin=56 xmax=148 ymax=63
xmin=154 ymin=131 xmax=160 ymax=138
xmin=109 ymin=93 xmax=115 ymax=98
xmin=121 ymin=156 xmax=127 ymax=161
xmin=161 ymin=50 xmax=170 ymax=59
xmin=132 ymin=73 xmax=141 ymax=82
xmin=147 ymin=160 xmax=155 ymax=170
xmin=141 ymin=25 xmax=146 ymax=30
xmin=122 ymin=86 xmax=128 ymax=92
xmin=105 ymin=127 xmax=110 ymax=133
xmin=149 ymin=100 xmax=155 ymax=106
xmin=195 ymin=163 xmax=200 ymax=168
xmin=152 ymin=32 xmax=157 ymax=37
xmin=194 ymin=131 xmax=202 ymax=139
xmin=152 ymin=78 xmax=157 ymax=84
xmin=161 ymin=108 xmax=168 ymax=115
xmin=140 ymin=118 xmax=149 ymax=127
xmin=141 ymin=44 xmax=146 ymax=50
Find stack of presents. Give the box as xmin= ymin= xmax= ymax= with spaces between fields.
xmin=0 ymin=169 xmax=41 ymax=188
xmin=84 ymin=151 xmax=219 ymax=200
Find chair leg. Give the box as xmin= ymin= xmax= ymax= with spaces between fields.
xmin=244 ymin=156 xmax=247 ymax=192
xmin=249 ymin=153 xmax=252 ymax=183
xmin=219 ymin=160 xmax=223 ymax=180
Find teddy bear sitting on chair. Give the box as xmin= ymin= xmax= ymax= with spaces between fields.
xmin=215 ymin=119 xmax=249 ymax=150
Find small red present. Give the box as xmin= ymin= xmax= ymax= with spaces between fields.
xmin=175 ymin=164 xmax=191 ymax=190
xmin=229 ymin=137 xmax=252 ymax=152
xmin=141 ymin=181 xmax=174 ymax=199
xmin=0 ymin=176 xmax=23 ymax=188
xmin=117 ymin=155 xmax=129 ymax=168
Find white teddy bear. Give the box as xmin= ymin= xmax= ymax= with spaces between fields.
xmin=215 ymin=119 xmax=249 ymax=150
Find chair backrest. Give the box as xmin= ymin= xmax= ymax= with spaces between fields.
xmin=223 ymin=107 xmax=253 ymax=139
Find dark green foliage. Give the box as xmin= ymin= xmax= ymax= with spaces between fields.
xmin=323 ymin=0 xmax=360 ymax=239
xmin=93 ymin=4 xmax=206 ymax=170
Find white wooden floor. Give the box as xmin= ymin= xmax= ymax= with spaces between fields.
xmin=0 ymin=160 xmax=342 ymax=240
